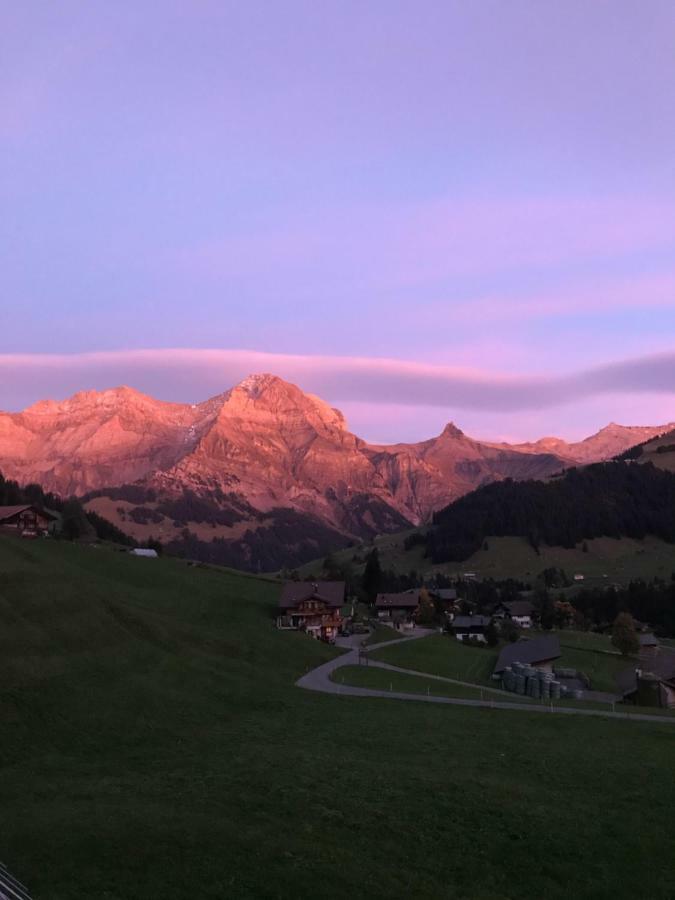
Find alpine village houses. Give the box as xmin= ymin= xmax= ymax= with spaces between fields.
xmin=277 ymin=581 xmax=345 ymax=642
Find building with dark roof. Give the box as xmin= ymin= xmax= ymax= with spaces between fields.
xmin=617 ymin=654 xmax=675 ymax=709
xmin=494 ymin=635 xmax=561 ymax=674
xmin=493 ymin=600 xmax=535 ymax=629
xmin=374 ymin=590 xmax=420 ymax=621
xmin=451 ymin=614 xmax=491 ymax=642
xmin=277 ymin=581 xmax=345 ymax=642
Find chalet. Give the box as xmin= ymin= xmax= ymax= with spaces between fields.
xmin=276 ymin=581 xmax=345 ymax=642
xmin=493 ymin=635 xmax=561 ymax=675
xmin=493 ymin=600 xmax=534 ymax=629
xmin=374 ymin=590 xmax=420 ymax=622
xmin=429 ymin=587 xmax=458 ymax=607
xmin=0 ymin=504 xmax=56 ymax=537
xmin=451 ymin=614 xmax=491 ymax=643
xmin=617 ymin=655 xmax=675 ymax=709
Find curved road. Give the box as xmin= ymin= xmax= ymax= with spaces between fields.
xmin=296 ymin=629 xmax=675 ymax=725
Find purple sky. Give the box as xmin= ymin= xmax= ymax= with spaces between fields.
xmin=2 ymin=2 xmax=675 ymax=442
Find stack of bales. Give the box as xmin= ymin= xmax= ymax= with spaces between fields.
xmin=501 ymin=661 xmax=569 ymax=702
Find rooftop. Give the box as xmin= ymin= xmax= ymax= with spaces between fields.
xmin=494 ymin=635 xmax=561 ymax=674
xmin=375 ymin=591 xmax=420 ymax=608
xmin=279 ymin=581 xmax=345 ymax=609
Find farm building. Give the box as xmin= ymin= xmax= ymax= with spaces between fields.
xmin=617 ymin=656 xmax=675 ymax=709
xmin=276 ymin=581 xmax=345 ymax=642
xmin=0 ymin=504 xmax=56 ymax=537
xmin=493 ymin=635 xmax=561 ymax=675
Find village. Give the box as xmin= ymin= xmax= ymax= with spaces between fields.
xmin=277 ymin=579 xmax=675 ymax=711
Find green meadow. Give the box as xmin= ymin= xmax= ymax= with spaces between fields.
xmin=2 ymin=537 xmax=675 ymax=899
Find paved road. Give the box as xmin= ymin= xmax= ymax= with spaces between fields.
xmin=296 ymin=629 xmax=675 ymax=725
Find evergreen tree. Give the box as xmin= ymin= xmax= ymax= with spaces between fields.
xmin=60 ymin=498 xmax=95 ymax=541
xmin=361 ymin=548 xmax=383 ymax=600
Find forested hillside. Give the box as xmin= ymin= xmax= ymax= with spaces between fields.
xmin=409 ymin=461 xmax=675 ymax=563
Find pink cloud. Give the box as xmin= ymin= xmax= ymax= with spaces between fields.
xmin=2 ymin=347 xmax=675 ymax=419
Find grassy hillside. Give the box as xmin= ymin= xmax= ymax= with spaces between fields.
xmin=2 ymin=536 xmax=675 ymax=899
xmin=300 ymin=532 xmax=675 ymax=585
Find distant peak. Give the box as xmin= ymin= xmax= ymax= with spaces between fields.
xmin=234 ymin=373 xmax=285 ymax=398
xmin=440 ymin=422 xmax=465 ymax=439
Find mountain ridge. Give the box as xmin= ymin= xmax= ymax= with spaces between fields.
xmin=2 ymin=374 xmax=673 ymax=570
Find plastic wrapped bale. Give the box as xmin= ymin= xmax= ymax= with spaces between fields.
xmin=551 ymin=681 xmax=561 ymax=700
xmin=541 ymin=680 xmax=551 ymax=700
xmin=560 ymin=684 xmax=568 ymax=697
xmin=573 ymin=689 xmax=583 ymax=700
xmin=529 ymin=677 xmax=541 ymax=699
xmin=515 ymin=674 xmax=526 ymax=695
xmin=502 ymin=667 xmax=513 ymax=691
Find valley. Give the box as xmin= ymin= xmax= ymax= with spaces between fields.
xmin=2 ymin=535 xmax=675 ymax=899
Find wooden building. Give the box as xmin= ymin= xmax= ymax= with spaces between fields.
xmin=276 ymin=581 xmax=345 ymax=642
xmin=374 ymin=590 xmax=420 ymax=622
xmin=0 ymin=504 xmax=56 ymax=537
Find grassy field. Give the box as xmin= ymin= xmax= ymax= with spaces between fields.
xmin=335 ymin=665 xmax=675 ymax=719
xmin=300 ymin=532 xmax=675 ymax=585
xmin=371 ymin=631 xmax=636 ymax=694
xmin=370 ymin=634 xmax=500 ymax=684
xmin=332 ymin=665 xmax=498 ymax=700
xmin=3 ymin=537 xmax=675 ymax=899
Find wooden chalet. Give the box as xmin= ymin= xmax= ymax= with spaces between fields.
xmin=374 ymin=590 xmax=420 ymax=622
xmin=276 ymin=581 xmax=345 ymax=642
xmin=0 ymin=505 xmax=56 ymax=537
xmin=451 ymin=614 xmax=492 ymax=643
xmin=493 ymin=600 xmax=535 ymax=629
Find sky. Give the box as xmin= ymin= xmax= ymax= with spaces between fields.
xmin=2 ymin=1 xmax=675 ymax=442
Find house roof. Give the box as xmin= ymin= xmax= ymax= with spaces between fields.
xmin=0 ymin=504 xmax=57 ymax=523
xmin=375 ymin=590 xmax=420 ymax=608
xmin=616 ymin=655 xmax=675 ymax=696
xmin=494 ymin=635 xmax=561 ymax=673
xmin=279 ymin=581 xmax=345 ymax=609
xmin=452 ymin=615 xmax=491 ymax=630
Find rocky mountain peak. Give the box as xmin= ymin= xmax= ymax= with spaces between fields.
xmin=439 ymin=422 xmax=465 ymax=440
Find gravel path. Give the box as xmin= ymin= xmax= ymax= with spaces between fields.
xmin=296 ymin=629 xmax=675 ymax=724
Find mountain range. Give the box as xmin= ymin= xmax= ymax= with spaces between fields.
xmin=1 ymin=374 xmax=673 ymax=569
